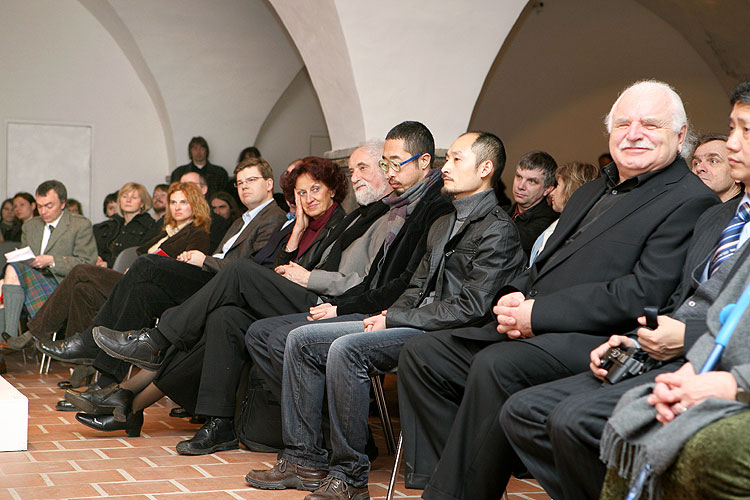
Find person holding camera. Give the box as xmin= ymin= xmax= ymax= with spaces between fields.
xmin=500 ymin=82 xmax=750 ymax=500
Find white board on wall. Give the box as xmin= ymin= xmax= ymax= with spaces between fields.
xmin=6 ymin=122 xmax=92 ymax=211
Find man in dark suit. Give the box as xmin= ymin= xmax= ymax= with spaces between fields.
xmin=37 ymin=158 xmax=286 ymax=390
xmin=505 ymin=150 xmax=559 ymax=255
xmin=396 ymin=80 xmax=720 ymax=500
xmin=170 ymin=136 xmax=228 ymax=197
xmin=500 ymin=88 xmax=750 ymax=500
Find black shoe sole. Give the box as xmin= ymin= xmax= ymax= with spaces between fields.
xmin=244 ymin=474 xmax=321 ymax=491
xmin=175 ymin=438 xmax=239 ymax=456
xmin=64 ymin=391 xmax=130 ymax=422
xmin=55 ymin=401 xmax=80 ymax=412
xmin=64 ymin=392 xmax=117 ymax=416
xmin=36 ymin=345 xmax=96 ymax=365
xmin=92 ymin=327 xmax=163 ymax=370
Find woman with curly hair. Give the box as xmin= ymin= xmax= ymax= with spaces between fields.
xmin=71 ymin=156 xmax=360 ymax=437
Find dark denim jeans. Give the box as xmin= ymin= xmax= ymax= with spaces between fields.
xmin=279 ymin=320 xmax=423 ymax=487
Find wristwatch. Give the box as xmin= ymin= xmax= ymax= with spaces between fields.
xmin=736 ymin=387 xmax=750 ymax=404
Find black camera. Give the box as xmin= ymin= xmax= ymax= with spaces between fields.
xmin=600 ymin=346 xmax=660 ymax=384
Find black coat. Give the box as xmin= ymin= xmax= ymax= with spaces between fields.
xmin=335 ymin=179 xmax=453 ymax=316
xmin=136 ymin=222 xmax=211 ymax=257
xmin=170 ymin=162 xmax=229 ymax=198
xmin=506 ymin=200 xmax=559 ymax=255
xmin=93 ymin=213 xmax=159 ymax=267
xmin=273 ymin=204 xmax=347 ymax=269
xmin=386 ymin=190 xmax=526 ymax=330
xmin=463 ymin=157 xmax=720 ymax=345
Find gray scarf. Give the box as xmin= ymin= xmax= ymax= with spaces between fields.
xmin=381 ymin=167 xmax=442 ymax=254
xmin=600 ymin=252 xmax=750 ymax=500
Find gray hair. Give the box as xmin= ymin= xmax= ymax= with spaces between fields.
xmin=604 ymin=80 xmax=690 ymax=157
xmin=357 ymin=139 xmax=385 ymax=164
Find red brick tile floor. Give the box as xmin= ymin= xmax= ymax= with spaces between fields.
xmin=0 ymin=352 xmax=550 ymax=500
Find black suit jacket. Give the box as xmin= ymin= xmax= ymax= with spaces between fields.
xmin=663 ymin=196 xmax=742 ymax=350
xmin=459 ymin=157 xmax=719 ymax=347
xmin=202 ymin=201 xmax=287 ymax=273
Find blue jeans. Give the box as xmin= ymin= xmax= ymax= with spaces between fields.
xmin=280 ymin=320 xmax=423 ymax=487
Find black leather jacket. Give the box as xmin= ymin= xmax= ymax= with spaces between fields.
xmin=386 ymin=190 xmax=526 ymax=331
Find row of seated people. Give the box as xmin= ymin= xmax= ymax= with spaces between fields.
xmin=5 ymin=78 xmax=749 ymax=500
xmin=0 ymin=167 xmax=246 ymax=364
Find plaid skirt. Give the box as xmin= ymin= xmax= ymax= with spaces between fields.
xmin=7 ymin=262 xmax=58 ymax=318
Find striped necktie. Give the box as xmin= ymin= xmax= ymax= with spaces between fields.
xmin=708 ymin=201 xmax=750 ymax=277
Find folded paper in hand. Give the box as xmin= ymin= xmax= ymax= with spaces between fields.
xmin=4 ymin=246 xmax=36 ymax=263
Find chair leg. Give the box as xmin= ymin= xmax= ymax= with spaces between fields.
xmin=39 ymin=331 xmax=57 ymax=375
xmin=371 ymin=375 xmax=396 ymax=454
xmin=386 ymin=431 xmax=403 ymax=500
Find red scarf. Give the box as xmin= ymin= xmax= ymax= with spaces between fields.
xmin=297 ymin=202 xmax=338 ymax=258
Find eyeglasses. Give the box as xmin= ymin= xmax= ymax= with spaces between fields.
xmin=378 ymin=153 xmax=423 ymax=172
xmin=234 ymin=177 xmax=263 ymax=187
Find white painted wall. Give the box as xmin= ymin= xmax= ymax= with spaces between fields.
xmin=470 ymin=0 xmax=728 ymax=193
xmin=109 ymin=0 xmax=303 ymax=174
xmin=0 ymin=0 xmax=169 ymax=222
xmin=255 ymin=69 xmax=331 ymax=191
xmin=335 ymin=0 xmax=526 ymax=149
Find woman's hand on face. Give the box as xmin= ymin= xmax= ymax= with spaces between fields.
xmin=293 ymin=190 xmax=309 ymax=232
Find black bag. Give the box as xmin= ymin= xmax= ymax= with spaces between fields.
xmin=237 ymin=364 xmax=284 ymax=453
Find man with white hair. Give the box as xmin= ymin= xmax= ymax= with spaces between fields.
xmin=396 ymin=80 xmax=720 ymax=500
xmin=90 ymin=143 xmax=396 ymax=455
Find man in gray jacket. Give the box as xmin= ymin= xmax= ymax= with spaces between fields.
xmin=244 ymin=131 xmax=526 ymax=500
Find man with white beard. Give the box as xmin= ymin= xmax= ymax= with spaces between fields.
xmin=90 ymin=141 xmax=398 ymax=454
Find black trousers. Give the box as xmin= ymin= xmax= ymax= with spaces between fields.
xmin=155 ymin=259 xmax=320 ymax=416
xmin=397 ymin=326 xmax=603 ymax=500
xmin=501 ymin=362 xmax=681 ymax=500
xmin=245 ymin=312 xmax=367 ymax=401
xmin=80 ymin=254 xmax=216 ymax=381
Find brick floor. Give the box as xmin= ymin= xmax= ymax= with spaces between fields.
xmin=0 ymin=353 xmax=550 ymax=499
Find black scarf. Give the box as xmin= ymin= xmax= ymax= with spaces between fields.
xmin=316 ymin=199 xmax=390 ymax=271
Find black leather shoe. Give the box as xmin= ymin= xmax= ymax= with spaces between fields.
xmin=76 ymin=410 xmax=143 ymax=437
xmin=65 ymin=383 xmax=134 ymax=422
xmin=35 ymin=334 xmax=99 ymax=365
xmin=175 ymin=417 xmax=239 ymax=455
xmin=56 ymin=400 xmax=78 ymax=411
xmin=92 ymin=327 xmax=167 ymax=370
